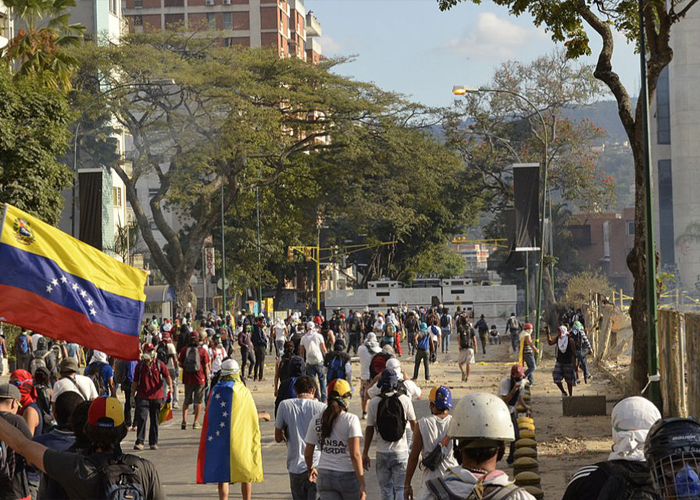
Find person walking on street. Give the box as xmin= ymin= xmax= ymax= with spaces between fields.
xmin=14 ymin=330 xmax=33 ymax=372
xmin=506 ymin=313 xmax=522 ymax=354
xmin=457 ymin=320 xmax=477 ymax=383
xmin=275 ymin=375 xmax=327 ymax=500
xmin=404 ymin=311 xmax=419 ymax=356
xmin=520 ymin=323 xmax=539 ymax=385
xmin=423 ymin=393 xmax=535 ymax=499
xmin=51 ymin=358 xmax=99 ymax=414
xmin=404 ymin=386 xmax=458 ymax=500
xmin=474 ymin=315 xmax=489 ymax=355
xmin=238 ymin=325 xmax=256 ymax=380
xmin=359 ymin=333 xmax=382 ymax=420
xmin=363 ymin=369 xmax=417 ymax=500
xmin=439 ymin=308 xmax=452 ymax=354
xmin=160 ymin=330 xmax=180 ymax=409
xmin=300 ymin=322 xmax=328 ymax=403
xmin=252 ymin=314 xmax=269 ymax=381
xmin=179 ymin=331 xmax=211 ymax=430
xmin=114 ymin=358 xmax=137 ymax=430
xmin=132 ymin=344 xmax=173 ymax=450
xmin=547 ymin=325 xmax=576 ymax=397
xmin=304 ymin=378 xmax=366 ymax=500
xmin=347 ymin=311 xmax=363 ymax=356
xmin=413 ymin=323 xmax=432 ymax=382
xmin=273 ymin=318 xmax=289 ymax=358
xmin=570 ymin=321 xmax=593 ymax=384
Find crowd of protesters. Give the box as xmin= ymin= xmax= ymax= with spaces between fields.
xmin=1 ymin=303 xmax=696 ymax=500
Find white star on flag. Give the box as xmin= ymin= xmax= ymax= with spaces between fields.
xmin=46 ymin=285 xmax=53 ymax=293
xmin=86 ymin=298 xmax=93 ymax=306
xmin=219 ymin=422 xmax=225 ymax=428
xmin=216 ymin=430 xmax=221 ymax=436
xmin=51 ymin=278 xmax=59 ymax=286
xmin=215 ymin=394 xmax=220 ymax=399
xmin=208 ymin=435 xmax=213 ymax=442
xmin=90 ymin=308 xmax=97 ymax=316
xmin=220 ymin=401 xmax=226 ymax=408
xmin=71 ymin=283 xmax=79 ymax=291
xmin=222 ymin=411 xmax=228 ymax=417
xmin=60 ymin=276 xmax=68 ymax=283
xmin=80 ymin=290 xmax=87 ymax=298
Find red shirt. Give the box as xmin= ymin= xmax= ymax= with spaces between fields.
xmin=133 ymin=359 xmax=170 ymax=400
xmin=178 ymin=345 xmax=210 ymax=386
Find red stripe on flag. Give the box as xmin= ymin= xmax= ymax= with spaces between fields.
xmin=0 ymin=284 xmax=140 ymax=360
xmin=196 ymin=399 xmax=211 ymax=484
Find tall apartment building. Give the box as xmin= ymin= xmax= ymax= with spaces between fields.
xmin=0 ymin=0 xmax=13 ymax=49
xmin=122 ymin=0 xmax=322 ymax=62
xmin=651 ymin=2 xmax=700 ymax=292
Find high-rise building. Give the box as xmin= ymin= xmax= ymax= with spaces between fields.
xmin=0 ymin=0 xmax=13 ymax=49
xmin=122 ymin=0 xmax=322 ymax=61
xmin=651 ymin=5 xmax=700 ymax=292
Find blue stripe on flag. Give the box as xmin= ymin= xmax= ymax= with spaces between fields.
xmin=0 ymin=243 xmax=142 ymax=338
xmin=202 ymin=381 xmax=234 ymax=483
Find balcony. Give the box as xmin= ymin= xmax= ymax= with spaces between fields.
xmin=305 ymin=11 xmax=321 ymax=37
xmin=305 ymin=36 xmax=321 ymax=55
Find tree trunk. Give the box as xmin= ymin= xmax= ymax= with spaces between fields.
xmin=172 ymin=277 xmax=196 ymax=319
xmin=627 ymin=141 xmax=649 ymax=394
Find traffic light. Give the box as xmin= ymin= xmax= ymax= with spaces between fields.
xmin=287 ymin=247 xmax=293 ymax=262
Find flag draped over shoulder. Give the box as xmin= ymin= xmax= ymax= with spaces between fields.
xmin=197 ymin=380 xmax=263 ymax=484
xmin=0 ymin=204 xmax=147 ymax=360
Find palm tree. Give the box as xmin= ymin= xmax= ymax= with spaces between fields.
xmin=1 ymin=0 xmax=84 ymax=89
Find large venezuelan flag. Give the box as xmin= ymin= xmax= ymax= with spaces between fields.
xmin=196 ymin=380 xmax=264 ymax=484
xmin=0 ymin=204 xmax=147 ymax=360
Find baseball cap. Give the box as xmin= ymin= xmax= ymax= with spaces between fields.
xmin=429 ymin=385 xmax=454 ymax=410
xmin=221 ymin=359 xmax=239 ymax=376
xmin=59 ymin=357 xmax=80 ymax=374
xmin=420 ymin=322 xmax=428 ymax=331
xmin=142 ymin=343 xmax=155 ymax=353
xmin=0 ymin=384 xmax=21 ymax=402
xmin=511 ymin=364 xmax=525 ymax=379
xmin=523 ymin=323 xmax=533 ymax=330
xmin=327 ymin=378 xmax=352 ymax=397
xmin=88 ymin=397 xmax=125 ymax=428
xmin=379 ymin=369 xmax=399 ymax=392
xmin=386 ymin=357 xmax=401 ymax=376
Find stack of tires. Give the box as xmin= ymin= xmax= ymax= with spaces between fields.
xmin=513 ymin=383 xmax=543 ymax=499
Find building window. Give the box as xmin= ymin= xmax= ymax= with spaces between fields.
xmin=133 ymin=15 xmax=143 ymax=26
xmin=164 ymin=0 xmax=183 ymax=6
xmin=112 ymin=187 xmax=123 ymax=207
xmin=207 ymin=13 xmax=216 ymax=30
xmin=658 ymin=159 xmax=675 ymax=266
xmin=134 ymin=0 xmax=142 ymax=7
xmin=223 ymin=12 xmax=232 ymax=29
xmin=148 ymin=188 xmax=159 ymax=198
xmin=627 ymin=221 xmax=635 ymax=236
xmin=657 ymin=67 xmax=671 ymax=145
xmin=224 ymin=37 xmax=234 ymax=46
xmin=570 ymin=224 xmax=592 ymax=246
xmin=110 ymin=0 xmax=118 ymax=14
xmin=165 ymin=13 xmax=184 ymax=27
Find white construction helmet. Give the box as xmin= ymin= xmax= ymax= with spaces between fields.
xmin=449 ymin=393 xmax=515 ymax=444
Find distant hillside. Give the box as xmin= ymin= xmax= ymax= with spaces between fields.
xmin=563 ymin=99 xmax=637 ymax=144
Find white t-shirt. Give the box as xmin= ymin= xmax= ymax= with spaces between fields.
xmin=366 ymin=392 xmax=417 ymax=454
xmin=305 ymin=411 xmax=363 ymax=472
xmin=301 ymin=333 xmax=325 ymax=366
xmin=31 ymin=333 xmax=43 ymax=353
xmin=358 ymin=344 xmax=380 ymax=380
xmin=498 ymin=377 xmax=528 ymax=413
xmin=431 ymin=326 xmax=442 ymax=343
xmin=275 ymin=398 xmax=327 ymax=474
xmin=211 ymin=346 xmax=228 ymax=373
xmin=166 ymin=343 xmax=178 ymax=371
xmin=51 ymin=374 xmax=99 ymax=402
xmin=417 ymin=414 xmax=458 ymax=490
xmin=274 ymin=324 xmax=287 ymax=342
xmin=367 ymin=379 xmax=421 ymax=400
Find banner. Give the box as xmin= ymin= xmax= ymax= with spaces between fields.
xmin=512 ymin=164 xmax=540 ymax=252
xmin=204 ymin=247 xmax=216 ymax=277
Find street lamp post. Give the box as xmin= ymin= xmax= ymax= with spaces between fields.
xmin=453 ymin=85 xmax=550 ymax=348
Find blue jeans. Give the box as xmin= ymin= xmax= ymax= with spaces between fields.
xmin=289 ymin=471 xmax=317 ymax=500
xmin=307 ymin=363 xmax=327 ymax=402
xmin=524 ymin=352 xmax=536 ymax=385
xmin=576 ymin=349 xmax=590 ymax=380
xmin=317 ymin=469 xmax=360 ymax=500
xmin=510 ymin=330 xmax=520 ymax=352
xmin=441 ymin=330 xmax=451 ymax=352
xmin=376 ymin=451 xmax=408 ymax=500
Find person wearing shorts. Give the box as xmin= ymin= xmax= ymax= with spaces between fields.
xmin=178 ymin=331 xmax=210 ymax=430
xmin=457 ymin=324 xmax=476 ymax=382
xmin=547 ymin=325 xmax=576 ymax=397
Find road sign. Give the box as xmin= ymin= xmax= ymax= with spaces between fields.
xmin=217 ymin=278 xmax=230 ymax=290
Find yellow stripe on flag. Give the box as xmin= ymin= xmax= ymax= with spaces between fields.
xmin=1 ymin=204 xmax=147 ymax=302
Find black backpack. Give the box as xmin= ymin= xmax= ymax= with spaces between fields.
xmin=156 ymin=343 xmax=170 ymax=365
xmin=459 ymin=329 xmax=474 ymax=349
xmin=183 ymin=346 xmax=201 ymax=373
xmin=0 ymin=438 xmax=15 ymax=485
xmin=595 ymin=460 xmax=659 ymax=500
xmin=376 ymin=393 xmax=407 ymax=442
xmin=86 ymin=362 xmax=107 ymax=396
xmin=440 ymin=314 xmax=449 ymax=328
xmin=96 ymin=454 xmax=145 ymax=500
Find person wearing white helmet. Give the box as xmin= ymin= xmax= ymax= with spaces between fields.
xmin=562 ymin=396 xmax=661 ymax=500
xmin=424 ymin=393 xmax=535 ymax=500
xmin=358 ymin=333 xmax=382 ymax=419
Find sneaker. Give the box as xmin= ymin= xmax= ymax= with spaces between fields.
xmin=181 ymin=422 xmax=187 ymax=430
xmin=172 ymin=404 xmax=180 ymax=410
xmin=193 ymin=422 xmax=202 ymax=430
xmin=362 ymin=412 xmax=367 ymax=420
xmin=150 ymin=444 xmax=159 ymax=450
xmin=134 ymin=443 xmax=144 ymax=451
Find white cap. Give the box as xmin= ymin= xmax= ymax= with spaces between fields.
xmin=221 ymin=359 xmax=240 ymax=375
xmin=306 ymin=321 xmax=315 ymax=330
xmin=386 ymin=358 xmax=403 ymax=379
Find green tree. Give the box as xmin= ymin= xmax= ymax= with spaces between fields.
xmin=1 ymin=0 xmax=84 ymax=89
xmin=0 ymin=65 xmax=73 ymax=225
xmin=74 ymin=33 xmax=408 ymax=311
xmin=438 ymin=0 xmax=698 ymax=393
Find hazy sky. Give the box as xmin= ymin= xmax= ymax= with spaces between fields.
xmin=305 ymin=0 xmax=640 ymax=107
